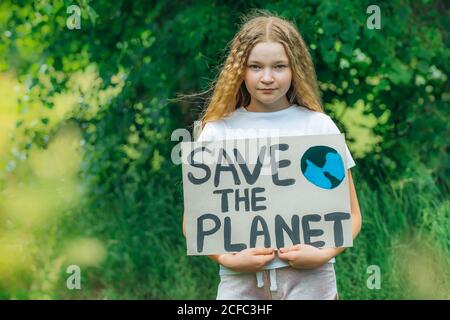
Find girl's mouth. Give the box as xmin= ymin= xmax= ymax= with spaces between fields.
xmin=259 ymin=89 xmax=276 ymax=93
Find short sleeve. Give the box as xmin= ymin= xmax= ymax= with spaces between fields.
xmin=322 ymin=115 xmax=356 ymax=170
xmin=195 ymin=121 xmax=223 ymax=142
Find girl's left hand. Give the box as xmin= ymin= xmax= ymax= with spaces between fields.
xmin=277 ymin=244 xmax=332 ymax=269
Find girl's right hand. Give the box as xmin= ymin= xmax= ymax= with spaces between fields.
xmin=218 ymin=248 xmax=276 ymax=273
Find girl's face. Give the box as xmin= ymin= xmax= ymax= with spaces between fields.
xmin=243 ymin=42 xmax=292 ymax=112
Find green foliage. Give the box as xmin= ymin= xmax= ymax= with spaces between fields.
xmin=0 ymin=0 xmax=448 ymax=299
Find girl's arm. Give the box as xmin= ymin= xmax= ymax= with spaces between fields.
xmin=320 ymin=169 xmax=362 ymax=257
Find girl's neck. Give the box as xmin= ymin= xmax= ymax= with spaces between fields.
xmin=245 ymin=97 xmax=291 ymax=113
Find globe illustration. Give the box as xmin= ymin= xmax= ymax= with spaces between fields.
xmin=300 ymin=146 xmax=345 ymax=189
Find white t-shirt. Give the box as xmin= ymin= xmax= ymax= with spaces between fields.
xmin=197 ymin=104 xmax=355 ymax=169
xmin=195 ymin=104 xmax=356 ymax=274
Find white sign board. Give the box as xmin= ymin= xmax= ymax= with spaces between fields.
xmin=181 ymin=134 xmax=352 ymax=255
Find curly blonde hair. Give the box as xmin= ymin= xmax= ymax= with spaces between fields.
xmin=197 ymin=10 xmax=323 ymax=129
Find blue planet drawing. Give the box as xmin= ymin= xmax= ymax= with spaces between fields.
xmin=300 ymin=146 xmax=345 ymax=189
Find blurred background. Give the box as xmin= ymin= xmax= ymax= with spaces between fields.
xmin=0 ymin=0 xmax=448 ymax=299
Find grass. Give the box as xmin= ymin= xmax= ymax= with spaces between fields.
xmin=335 ymin=170 xmax=449 ymax=299
xmin=51 ymin=166 xmax=449 ymax=300
xmin=0 ymin=133 xmax=448 ymax=299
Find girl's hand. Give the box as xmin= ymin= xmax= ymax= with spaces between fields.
xmin=218 ymin=248 xmax=276 ymax=273
xmin=278 ymin=244 xmax=331 ymax=269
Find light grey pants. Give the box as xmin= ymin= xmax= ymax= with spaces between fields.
xmin=216 ymin=263 xmax=338 ymax=300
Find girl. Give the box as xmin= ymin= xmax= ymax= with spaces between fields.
xmin=182 ymin=10 xmax=362 ymax=300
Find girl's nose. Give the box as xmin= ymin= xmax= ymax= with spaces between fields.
xmin=261 ymin=68 xmax=274 ymax=83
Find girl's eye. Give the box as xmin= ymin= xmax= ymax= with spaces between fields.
xmin=247 ymin=64 xmax=288 ymax=70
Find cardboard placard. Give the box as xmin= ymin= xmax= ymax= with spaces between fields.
xmin=181 ymin=134 xmax=352 ymax=255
